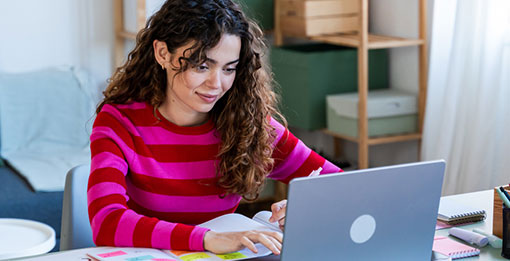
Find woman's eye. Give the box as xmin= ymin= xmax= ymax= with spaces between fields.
xmin=195 ymin=65 xmax=208 ymax=72
xmin=224 ymin=68 xmax=237 ymax=74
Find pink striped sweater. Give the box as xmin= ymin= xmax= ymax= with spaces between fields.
xmin=88 ymin=102 xmax=341 ymax=251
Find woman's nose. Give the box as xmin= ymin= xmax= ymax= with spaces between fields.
xmin=207 ymin=70 xmax=222 ymax=89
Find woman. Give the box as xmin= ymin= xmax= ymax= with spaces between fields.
xmin=88 ymin=0 xmax=341 ymax=255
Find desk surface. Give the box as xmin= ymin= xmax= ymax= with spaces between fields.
xmin=17 ymin=190 xmax=503 ymax=261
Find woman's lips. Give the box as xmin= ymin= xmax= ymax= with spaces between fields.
xmin=197 ymin=93 xmax=218 ymax=103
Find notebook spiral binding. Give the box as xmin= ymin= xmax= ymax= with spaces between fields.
xmin=446 ymin=212 xmax=486 ymax=225
xmin=450 ymin=210 xmax=486 ymax=219
xmin=451 ymin=249 xmax=480 ymax=259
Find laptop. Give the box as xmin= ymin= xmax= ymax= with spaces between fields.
xmin=256 ymin=160 xmax=445 ymax=261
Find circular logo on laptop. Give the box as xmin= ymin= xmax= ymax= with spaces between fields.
xmin=350 ymin=214 xmax=376 ymax=244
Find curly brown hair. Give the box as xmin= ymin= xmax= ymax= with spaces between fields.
xmin=97 ymin=0 xmax=286 ymax=200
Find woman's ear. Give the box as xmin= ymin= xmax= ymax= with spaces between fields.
xmin=153 ymin=40 xmax=171 ymax=69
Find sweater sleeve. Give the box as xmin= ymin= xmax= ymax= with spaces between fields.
xmin=87 ymin=106 xmax=209 ymax=251
xmin=268 ymin=118 xmax=342 ymax=183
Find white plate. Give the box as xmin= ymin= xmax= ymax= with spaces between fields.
xmin=0 ymin=218 xmax=56 ymax=259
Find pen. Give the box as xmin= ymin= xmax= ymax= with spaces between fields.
xmin=309 ymin=167 xmax=322 ymax=177
xmin=496 ymin=187 xmax=510 ymax=208
xmin=500 ymin=186 xmax=510 ymax=201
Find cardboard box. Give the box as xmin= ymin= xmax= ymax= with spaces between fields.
xmin=326 ymin=90 xmax=418 ymax=137
xmin=271 ymin=43 xmax=388 ymax=130
xmin=279 ymin=0 xmax=359 ymax=36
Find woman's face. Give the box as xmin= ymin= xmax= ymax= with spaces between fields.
xmin=165 ymin=34 xmax=241 ymax=122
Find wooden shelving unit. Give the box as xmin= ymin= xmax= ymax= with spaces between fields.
xmin=113 ymin=0 xmax=146 ymax=69
xmin=274 ymin=0 xmax=428 ymax=169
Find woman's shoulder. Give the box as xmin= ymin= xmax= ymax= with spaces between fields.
xmin=268 ymin=116 xmax=286 ymax=132
xmin=96 ymin=101 xmax=153 ymax=126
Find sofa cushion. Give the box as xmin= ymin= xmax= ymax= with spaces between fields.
xmin=0 ymin=67 xmax=94 ymax=191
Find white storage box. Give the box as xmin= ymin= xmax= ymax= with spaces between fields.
xmin=326 ymin=89 xmax=418 ymax=137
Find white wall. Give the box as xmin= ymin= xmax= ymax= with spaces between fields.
xmin=0 ymin=0 xmax=113 ymax=102
xmin=0 ymin=1 xmax=75 ymax=72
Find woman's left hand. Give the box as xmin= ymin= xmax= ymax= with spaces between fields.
xmin=269 ymin=199 xmax=287 ymax=230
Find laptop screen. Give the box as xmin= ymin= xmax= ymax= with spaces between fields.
xmin=279 ymin=160 xmax=445 ymax=261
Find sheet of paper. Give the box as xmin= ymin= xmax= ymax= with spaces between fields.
xmin=252 ymin=211 xmax=281 ymax=232
xmin=196 ymin=213 xmax=280 ymax=260
xmin=199 ymin=213 xmax=274 ymax=233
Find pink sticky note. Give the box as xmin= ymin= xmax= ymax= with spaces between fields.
xmin=436 ymin=221 xmax=453 ymax=230
xmin=98 ymin=250 xmax=128 ymax=258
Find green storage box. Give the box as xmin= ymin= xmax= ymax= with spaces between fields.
xmin=237 ymin=0 xmax=274 ymax=30
xmin=271 ymin=43 xmax=389 ymax=130
xmin=327 ymin=111 xmax=417 ymax=137
xmin=326 ymin=90 xmax=418 ymax=137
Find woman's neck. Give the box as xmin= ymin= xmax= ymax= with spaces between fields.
xmin=157 ymin=101 xmax=208 ymax=127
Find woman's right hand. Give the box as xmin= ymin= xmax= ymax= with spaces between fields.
xmin=203 ymin=230 xmax=283 ymax=255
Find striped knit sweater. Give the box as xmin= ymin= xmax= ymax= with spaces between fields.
xmin=88 ymin=102 xmax=341 ymax=251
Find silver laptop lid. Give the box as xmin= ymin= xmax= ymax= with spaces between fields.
xmin=281 ymin=160 xmax=445 ymax=261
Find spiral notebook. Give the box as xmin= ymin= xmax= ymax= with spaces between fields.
xmin=437 ymin=198 xmax=486 ymax=225
xmin=433 ymin=236 xmax=480 ymax=259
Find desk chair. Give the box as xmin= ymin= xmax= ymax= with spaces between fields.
xmin=60 ymin=164 xmax=95 ymax=250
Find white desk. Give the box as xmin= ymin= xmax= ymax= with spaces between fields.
xmin=17 ymin=190 xmax=505 ymax=260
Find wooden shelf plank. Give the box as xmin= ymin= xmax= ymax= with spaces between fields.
xmin=310 ymin=34 xmax=425 ymax=49
xmin=368 ymin=133 xmax=422 ymax=145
